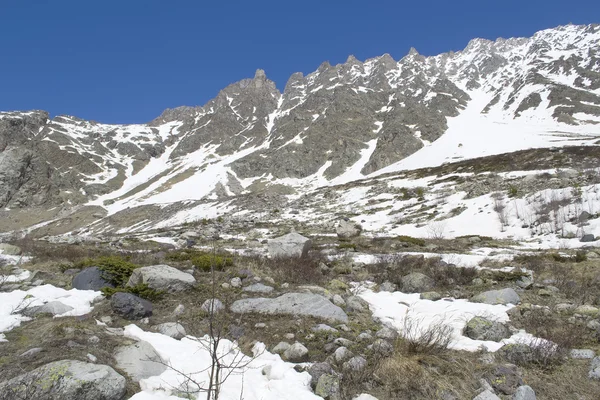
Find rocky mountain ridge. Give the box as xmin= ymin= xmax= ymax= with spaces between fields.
xmin=1 ymin=23 xmax=600 ymax=236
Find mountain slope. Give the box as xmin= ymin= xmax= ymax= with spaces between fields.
xmin=1 ymin=23 xmax=600 ymax=236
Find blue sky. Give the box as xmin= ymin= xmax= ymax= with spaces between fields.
xmin=1 ymin=0 xmax=598 ymax=124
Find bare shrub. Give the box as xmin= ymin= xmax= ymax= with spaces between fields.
xmin=258 ymin=251 xmax=326 ymax=284
xmin=400 ymin=315 xmax=454 ymax=355
xmin=492 ymin=192 xmax=509 ymax=231
xmin=426 ymin=220 xmax=447 ymax=240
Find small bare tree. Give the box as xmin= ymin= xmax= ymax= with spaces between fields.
xmin=426 ymin=220 xmax=447 ymax=240
xmin=492 ymin=192 xmax=509 ymax=231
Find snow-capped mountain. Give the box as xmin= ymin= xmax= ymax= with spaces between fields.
xmin=1 ymin=23 xmax=600 ymax=235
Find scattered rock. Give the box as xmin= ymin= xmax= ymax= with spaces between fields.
xmin=127 ymin=264 xmax=195 ymax=293
xmin=72 ymin=267 xmax=115 ymax=291
xmin=485 ymin=364 xmax=524 ymax=395
xmin=114 ymin=341 xmax=167 ymax=382
xmin=110 ymin=292 xmax=153 ymax=320
xmin=464 ymin=316 xmax=511 ymax=342
xmin=471 ymin=288 xmax=520 ymax=305
xmin=0 ymin=243 xmax=21 ymax=256
xmin=575 ymin=305 xmax=599 ymax=317
xmin=153 ymin=322 xmax=186 ymax=339
xmin=401 ymin=272 xmax=434 ymax=293
xmin=88 ymin=335 xmax=100 ymax=344
xmin=255 ymin=322 xmax=267 ymax=328
xmin=243 ymin=283 xmax=274 ymax=293
xmin=231 ymin=293 xmax=348 ymax=323
xmin=230 ymin=277 xmax=242 ymax=288
xmin=19 ymin=347 xmax=43 ymax=358
xmin=283 ymin=342 xmax=309 ymax=362
xmin=272 ymin=342 xmax=291 ymax=354
xmin=0 ymin=360 xmax=126 ymax=400
xmin=24 ymin=301 xmax=74 ymax=317
xmin=284 ymin=333 xmax=295 ymax=340
xmin=357 ymin=332 xmax=373 ymax=342
xmin=333 ymin=346 xmax=354 ymax=364
xmin=267 ymin=232 xmax=312 ymax=258
xmin=516 ymin=272 xmax=534 ymax=289
xmin=346 ymin=296 xmax=369 ymax=313
xmin=336 ymin=219 xmax=362 ymax=239
xmin=86 ymin=353 xmax=98 ymax=363
xmin=571 ymin=349 xmax=596 ymax=359
xmin=201 ymin=298 xmax=225 ymax=314
xmin=372 ymin=339 xmax=394 ymax=356
xmin=313 ymin=324 xmax=338 ymax=333
xmin=379 ymin=281 xmax=397 ymax=292
xmin=512 ymin=385 xmax=536 ymax=400
xmin=473 ymin=390 xmax=501 ymax=400
xmin=589 ymin=356 xmax=600 ymax=380
xmin=308 ymin=362 xmax=334 ymax=389
xmin=316 ymin=374 xmax=341 ymax=400
xmin=580 ymin=234 xmax=596 ymax=243
xmin=343 ymin=356 xmax=367 ymax=372
xmin=376 ymin=327 xmax=398 ymax=340
xmin=173 ymin=304 xmax=185 ymax=316
xmin=332 ymin=294 xmax=346 ymax=307
xmin=420 ymin=291 xmax=442 ymax=301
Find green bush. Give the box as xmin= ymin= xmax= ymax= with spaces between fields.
xmin=75 ymin=256 xmax=139 ymax=286
xmin=338 ymin=243 xmax=357 ymax=251
xmin=191 ymin=253 xmax=234 ymax=272
xmin=575 ymin=250 xmax=587 ymax=263
xmin=397 ymin=235 xmax=426 ymax=247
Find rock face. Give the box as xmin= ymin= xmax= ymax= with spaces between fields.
xmin=267 ymin=232 xmax=312 ymax=258
xmin=72 ymin=267 xmax=115 ymax=291
xmin=126 ymin=265 xmax=195 ymax=293
xmin=464 ymin=316 xmax=511 ymax=342
xmin=110 ymin=292 xmax=153 ymax=320
xmin=0 ymin=360 xmax=126 ymax=400
xmin=231 ymin=293 xmax=349 ymax=323
xmin=114 ymin=341 xmax=167 ymax=382
xmin=471 ymin=288 xmax=520 ymax=305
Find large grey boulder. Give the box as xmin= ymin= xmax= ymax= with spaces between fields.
xmin=267 ymin=232 xmax=312 ymax=258
xmin=308 ymin=362 xmax=334 ymax=389
xmin=581 ymin=234 xmax=596 ymax=242
xmin=0 ymin=360 xmax=126 ymax=400
xmin=401 ymin=272 xmax=434 ymax=293
xmin=201 ymin=298 xmax=225 ymax=314
xmin=110 ymin=292 xmax=153 ymax=320
xmin=231 ymin=293 xmax=348 ymax=323
xmin=114 ymin=340 xmax=167 ymax=382
xmin=0 ymin=243 xmax=21 ymax=256
xmin=464 ymin=316 xmax=511 ymax=342
xmin=336 ymin=219 xmax=362 ymax=239
xmin=315 ymin=374 xmax=341 ymax=400
xmin=127 ymin=264 xmax=195 ymax=293
xmin=72 ymin=267 xmax=115 ymax=291
xmin=243 ymin=283 xmax=274 ymax=293
xmin=471 ymin=288 xmax=520 ymax=305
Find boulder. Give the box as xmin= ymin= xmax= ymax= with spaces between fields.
xmin=581 ymin=234 xmax=595 ymax=242
xmin=231 ymin=293 xmax=348 ymax=323
xmin=283 ymin=342 xmax=309 ymax=362
xmin=0 ymin=243 xmax=21 ymax=256
xmin=473 ymin=391 xmax=501 ymax=400
xmin=346 ymin=296 xmax=369 ymax=313
xmin=110 ymin=292 xmax=152 ymax=320
xmin=485 ymin=364 xmax=524 ymax=395
xmin=23 ymin=301 xmax=74 ymax=317
xmin=201 ymin=298 xmax=225 ymax=314
xmin=379 ymin=281 xmax=397 ymax=292
xmin=401 ymin=272 xmax=434 ymax=293
xmin=308 ymin=362 xmax=334 ymax=389
xmin=267 ymin=232 xmax=312 ymax=258
xmin=376 ymin=327 xmax=398 ymax=340
xmin=72 ymin=267 xmax=114 ymax=291
xmin=153 ymin=322 xmax=186 ymax=339
xmin=471 ymin=288 xmax=520 ymax=305
xmin=333 ymin=346 xmax=354 ymax=364
xmin=589 ymin=356 xmax=600 ymax=380
xmin=114 ymin=341 xmax=166 ymax=382
xmin=272 ymin=342 xmax=291 ymax=355
xmin=513 ymin=385 xmax=536 ymax=400
xmin=127 ymin=264 xmax=195 ymax=293
xmin=315 ymin=374 xmax=341 ymax=400
xmin=0 ymin=360 xmax=126 ymax=400
xmin=464 ymin=316 xmax=511 ymax=342
xmin=343 ymin=356 xmax=367 ymax=372
xmin=570 ymin=349 xmax=595 ymax=359
xmin=336 ymin=219 xmax=362 ymax=239
xmin=371 ymin=339 xmax=394 ymax=356
xmin=420 ymin=291 xmax=442 ymax=301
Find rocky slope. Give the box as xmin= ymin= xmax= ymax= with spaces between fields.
xmin=1 ymin=24 xmax=600 ymax=236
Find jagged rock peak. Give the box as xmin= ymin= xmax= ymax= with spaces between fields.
xmin=346 ymin=54 xmax=360 ymax=64
xmin=408 ymin=47 xmax=419 ymax=56
xmin=254 ymin=69 xmax=267 ymax=80
xmin=318 ymin=61 xmax=331 ymax=72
